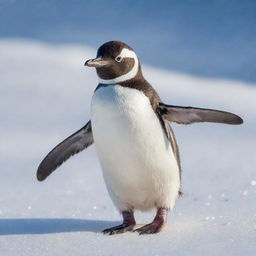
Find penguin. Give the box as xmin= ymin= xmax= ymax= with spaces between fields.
xmin=37 ymin=41 xmax=243 ymax=235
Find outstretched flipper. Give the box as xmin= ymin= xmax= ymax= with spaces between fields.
xmin=37 ymin=121 xmax=93 ymax=181
xmin=158 ymin=103 xmax=243 ymax=125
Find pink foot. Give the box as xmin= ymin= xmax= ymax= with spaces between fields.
xmin=134 ymin=207 xmax=168 ymax=235
xmin=102 ymin=211 xmax=136 ymax=235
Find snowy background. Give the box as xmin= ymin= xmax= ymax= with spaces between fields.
xmin=0 ymin=0 xmax=256 ymax=83
xmin=0 ymin=1 xmax=256 ymax=255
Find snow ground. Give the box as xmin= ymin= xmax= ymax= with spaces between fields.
xmin=0 ymin=39 xmax=255 ymax=256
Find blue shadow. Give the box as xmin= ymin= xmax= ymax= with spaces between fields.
xmin=0 ymin=218 xmax=119 ymax=235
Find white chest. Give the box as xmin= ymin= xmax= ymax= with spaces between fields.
xmin=91 ymin=85 xmax=180 ymax=211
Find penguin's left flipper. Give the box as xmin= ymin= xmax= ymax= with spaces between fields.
xmin=158 ymin=103 xmax=243 ymax=125
xmin=37 ymin=121 xmax=93 ymax=181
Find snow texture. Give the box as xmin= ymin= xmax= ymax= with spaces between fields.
xmin=0 ymin=39 xmax=255 ymax=255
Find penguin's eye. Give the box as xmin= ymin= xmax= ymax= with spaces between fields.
xmin=115 ymin=56 xmax=123 ymax=62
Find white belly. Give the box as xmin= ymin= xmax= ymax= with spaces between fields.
xmin=91 ymin=85 xmax=180 ymax=211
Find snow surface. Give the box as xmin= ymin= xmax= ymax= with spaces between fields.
xmin=0 ymin=39 xmax=255 ymax=255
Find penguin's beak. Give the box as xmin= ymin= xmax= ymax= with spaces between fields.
xmin=84 ymin=57 xmax=109 ymax=67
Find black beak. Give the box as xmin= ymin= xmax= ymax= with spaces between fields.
xmin=84 ymin=57 xmax=109 ymax=67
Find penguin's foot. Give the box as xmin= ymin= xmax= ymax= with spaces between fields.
xmin=102 ymin=223 xmax=135 ymax=235
xmin=133 ymin=222 xmax=164 ymax=235
xmin=102 ymin=210 xmax=136 ymax=235
xmin=134 ymin=207 xmax=168 ymax=235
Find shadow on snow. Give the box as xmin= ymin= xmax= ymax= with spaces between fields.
xmin=0 ymin=218 xmax=119 ymax=235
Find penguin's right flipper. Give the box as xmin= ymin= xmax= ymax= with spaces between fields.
xmin=37 ymin=121 xmax=93 ymax=181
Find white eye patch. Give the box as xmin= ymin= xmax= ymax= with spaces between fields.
xmin=118 ymin=48 xmax=137 ymax=59
xmin=98 ymin=48 xmax=139 ymax=84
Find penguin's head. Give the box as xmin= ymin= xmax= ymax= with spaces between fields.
xmin=85 ymin=41 xmax=141 ymax=84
